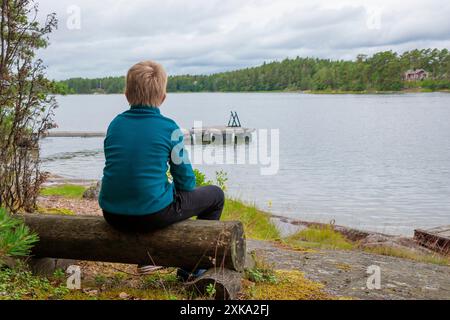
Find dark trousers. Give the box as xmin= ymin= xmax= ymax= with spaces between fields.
xmin=103 ymin=185 xmax=225 ymax=233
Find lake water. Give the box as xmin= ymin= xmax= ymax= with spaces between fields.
xmin=40 ymin=93 xmax=450 ymax=236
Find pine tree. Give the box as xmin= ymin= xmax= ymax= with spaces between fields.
xmin=0 ymin=207 xmax=38 ymax=264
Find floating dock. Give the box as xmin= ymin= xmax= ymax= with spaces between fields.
xmin=184 ymin=126 xmax=255 ymax=145
xmin=44 ymin=131 xmax=106 ymax=138
xmin=44 ymin=127 xmax=255 ymax=145
xmin=414 ymin=225 xmax=450 ymax=255
xmin=43 ymin=112 xmax=255 ymax=145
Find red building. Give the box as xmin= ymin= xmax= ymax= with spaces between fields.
xmin=403 ymin=69 xmax=429 ymax=81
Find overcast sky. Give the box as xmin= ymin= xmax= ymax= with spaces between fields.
xmin=36 ymin=0 xmax=450 ymax=80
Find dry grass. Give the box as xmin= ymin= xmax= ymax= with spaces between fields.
xmin=364 ymin=246 xmax=450 ymax=266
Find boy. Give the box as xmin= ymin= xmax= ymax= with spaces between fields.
xmin=99 ymin=60 xmax=225 ymax=278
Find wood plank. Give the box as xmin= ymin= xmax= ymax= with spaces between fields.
xmin=414 ymin=226 xmax=450 ymax=255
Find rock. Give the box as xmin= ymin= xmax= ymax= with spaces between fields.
xmin=28 ymin=258 xmax=78 ymax=277
xmin=247 ymin=239 xmax=450 ymax=300
xmin=83 ymin=289 xmax=99 ymax=296
xmin=358 ymin=234 xmax=434 ymax=254
xmin=244 ymin=252 xmax=256 ymax=270
xmin=0 ymin=256 xmax=19 ymax=269
xmin=359 ymin=234 xmax=396 ymax=247
xmin=82 ymin=181 xmax=101 ymax=200
xmin=119 ymin=292 xmax=130 ymax=299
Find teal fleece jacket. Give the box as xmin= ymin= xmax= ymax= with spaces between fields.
xmin=99 ymin=105 xmax=196 ymax=215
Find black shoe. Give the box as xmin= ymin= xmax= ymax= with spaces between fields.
xmin=176 ymin=268 xmax=207 ymax=282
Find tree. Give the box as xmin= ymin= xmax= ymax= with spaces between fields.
xmin=0 ymin=0 xmax=57 ymax=213
xmin=367 ymin=51 xmax=402 ymax=91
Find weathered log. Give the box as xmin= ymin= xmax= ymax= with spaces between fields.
xmin=21 ymin=214 xmax=246 ymax=272
xmin=185 ymin=268 xmax=242 ymax=300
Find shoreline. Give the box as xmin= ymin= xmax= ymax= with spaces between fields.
xmin=55 ymin=89 xmax=450 ymax=96
xmin=42 ymin=174 xmax=412 ymax=241
xmin=43 ymin=174 xmax=450 ymax=258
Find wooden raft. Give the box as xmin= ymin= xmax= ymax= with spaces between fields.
xmin=414 ymin=225 xmax=450 ymax=255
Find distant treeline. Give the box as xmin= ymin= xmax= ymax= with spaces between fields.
xmin=55 ymin=49 xmax=450 ymax=94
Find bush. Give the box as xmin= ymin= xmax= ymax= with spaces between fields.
xmin=0 ymin=1 xmax=57 ymax=213
xmin=194 ymin=169 xmax=228 ymax=191
xmin=194 ymin=169 xmax=212 ymax=187
xmin=0 ymin=208 xmax=39 ymax=264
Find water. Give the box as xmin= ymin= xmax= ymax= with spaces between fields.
xmin=40 ymin=93 xmax=450 ymax=235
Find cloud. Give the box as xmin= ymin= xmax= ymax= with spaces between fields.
xmin=35 ymin=0 xmax=450 ymax=80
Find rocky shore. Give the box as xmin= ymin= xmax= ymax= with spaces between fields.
xmin=248 ymin=239 xmax=450 ymax=300
xmin=37 ymin=176 xmax=450 ymax=300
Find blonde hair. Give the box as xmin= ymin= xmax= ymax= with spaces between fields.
xmin=125 ymin=60 xmax=168 ymax=107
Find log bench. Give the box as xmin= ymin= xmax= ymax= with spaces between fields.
xmin=21 ymin=214 xmax=247 ymax=299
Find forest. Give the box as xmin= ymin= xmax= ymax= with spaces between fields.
xmin=55 ymin=49 xmax=450 ymax=94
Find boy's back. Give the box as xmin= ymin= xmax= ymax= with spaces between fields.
xmin=99 ymin=60 xmax=224 ymax=253
xmin=99 ymin=105 xmax=195 ymax=215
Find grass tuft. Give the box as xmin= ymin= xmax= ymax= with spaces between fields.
xmin=245 ymin=252 xmax=277 ymax=284
xmin=40 ymin=184 xmax=86 ymax=199
xmin=222 ymin=198 xmax=280 ymax=241
xmin=284 ymin=225 xmax=354 ymax=250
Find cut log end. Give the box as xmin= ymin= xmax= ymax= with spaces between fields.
xmin=185 ymin=268 xmax=242 ymax=300
xmin=230 ymin=223 xmax=246 ymax=272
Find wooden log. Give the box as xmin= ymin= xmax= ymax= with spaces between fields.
xmin=21 ymin=214 xmax=246 ymax=272
xmin=185 ymin=268 xmax=242 ymax=300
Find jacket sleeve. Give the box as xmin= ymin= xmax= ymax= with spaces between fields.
xmin=169 ymin=125 xmax=196 ymax=192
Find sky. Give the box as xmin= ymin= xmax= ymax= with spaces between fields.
xmin=36 ymin=0 xmax=450 ymax=80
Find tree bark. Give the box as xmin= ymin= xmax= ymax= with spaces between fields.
xmin=21 ymin=214 xmax=246 ymax=272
